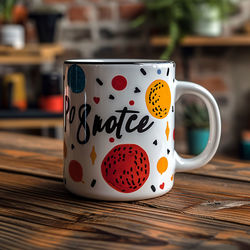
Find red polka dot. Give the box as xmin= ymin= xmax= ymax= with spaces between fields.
xmin=173 ymin=128 xmax=175 ymax=140
xmin=109 ymin=137 xmax=115 ymax=143
xmin=69 ymin=160 xmax=83 ymax=182
xmin=129 ymin=100 xmax=134 ymax=106
xmin=112 ymin=75 xmax=127 ymax=91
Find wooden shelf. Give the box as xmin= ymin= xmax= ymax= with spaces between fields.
xmin=0 ymin=118 xmax=63 ymax=129
xmin=0 ymin=110 xmax=63 ymax=129
xmin=150 ymin=35 xmax=250 ymax=47
xmin=0 ymin=44 xmax=64 ymax=65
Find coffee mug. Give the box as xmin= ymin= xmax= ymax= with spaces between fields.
xmin=63 ymin=59 xmax=221 ymax=201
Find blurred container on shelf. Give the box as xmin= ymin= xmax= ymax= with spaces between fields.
xmin=29 ymin=9 xmax=62 ymax=43
xmin=183 ymin=102 xmax=209 ymax=155
xmin=193 ymin=3 xmax=222 ymax=36
xmin=0 ymin=0 xmax=28 ymax=48
xmin=12 ymin=0 xmax=28 ymax=25
xmin=241 ymin=130 xmax=250 ymax=160
xmin=39 ymin=72 xmax=63 ymax=113
xmin=1 ymin=24 xmax=24 ymax=48
xmin=3 ymin=72 xmax=27 ymax=111
xmin=187 ymin=129 xmax=210 ymax=155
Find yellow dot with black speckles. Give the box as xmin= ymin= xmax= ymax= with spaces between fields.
xmin=145 ymin=79 xmax=171 ymax=119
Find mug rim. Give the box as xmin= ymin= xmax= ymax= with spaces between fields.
xmin=64 ymin=59 xmax=175 ymax=65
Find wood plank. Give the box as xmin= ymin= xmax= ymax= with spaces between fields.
xmin=0 ymin=44 xmax=63 ymax=54
xmin=139 ymin=173 xmax=250 ymax=226
xmin=0 ymin=171 xmax=249 ymax=249
xmin=0 ymin=132 xmax=249 ymax=183
xmin=0 ymin=132 xmax=62 ymax=157
xmin=0 ymin=132 xmax=62 ymax=179
xmin=190 ymin=158 xmax=250 ymax=182
xmin=0 ymin=118 xmax=63 ymax=129
xmin=0 ymin=44 xmax=64 ymax=65
xmin=150 ymin=35 xmax=250 ymax=47
xmin=0 ymin=145 xmax=249 ymax=227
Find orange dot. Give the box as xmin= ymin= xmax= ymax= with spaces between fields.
xmin=145 ymin=79 xmax=171 ymax=119
xmin=157 ymin=157 xmax=168 ymax=175
xmin=165 ymin=121 xmax=170 ymax=141
xmin=171 ymin=175 xmax=174 ymax=181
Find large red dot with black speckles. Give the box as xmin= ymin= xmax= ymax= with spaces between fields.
xmin=101 ymin=144 xmax=150 ymax=193
xmin=112 ymin=75 xmax=127 ymax=91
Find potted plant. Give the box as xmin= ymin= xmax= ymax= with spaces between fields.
xmin=0 ymin=0 xmax=26 ymax=48
xmin=183 ymin=103 xmax=209 ymax=155
xmin=29 ymin=7 xmax=63 ymax=43
xmin=134 ymin=0 xmax=237 ymax=59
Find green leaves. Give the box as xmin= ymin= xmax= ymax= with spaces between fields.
xmin=0 ymin=0 xmax=16 ymax=23
xmin=160 ymin=20 xmax=179 ymax=59
xmin=133 ymin=0 xmax=237 ymax=59
xmin=184 ymin=103 xmax=209 ymax=129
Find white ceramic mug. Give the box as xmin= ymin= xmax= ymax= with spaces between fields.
xmin=63 ymin=59 xmax=221 ymax=201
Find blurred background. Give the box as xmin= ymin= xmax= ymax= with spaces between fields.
xmin=0 ymin=0 xmax=250 ymax=160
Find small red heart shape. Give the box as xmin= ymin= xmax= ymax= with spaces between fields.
xmin=160 ymin=182 xmax=165 ymax=189
xmin=93 ymin=97 xmax=100 ymax=104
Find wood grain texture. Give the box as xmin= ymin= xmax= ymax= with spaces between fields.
xmin=0 ymin=118 xmax=63 ymax=129
xmin=0 ymin=132 xmax=249 ymax=249
xmin=0 ymin=44 xmax=64 ymax=65
xmin=150 ymin=35 xmax=250 ymax=47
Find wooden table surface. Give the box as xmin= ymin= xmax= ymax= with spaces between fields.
xmin=0 ymin=132 xmax=249 ymax=249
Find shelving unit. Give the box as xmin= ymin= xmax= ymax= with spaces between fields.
xmin=0 ymin=44 xmax=65 ymax=130
xmin=0 ymin=44 xmax=64 ymax=65
xmin=150 ymin=35 xmax=250 ymax=47
xmin=0 ymin=110 xmax=62 ymax=129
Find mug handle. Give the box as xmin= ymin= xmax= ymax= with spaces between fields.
xmin=174 ymin=81 xmax=221 ymax=172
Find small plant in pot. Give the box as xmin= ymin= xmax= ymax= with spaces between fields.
xmin=0 ymin=0 xmax=27 ymax=48
xmin=183 ymin=102 xmax=209 ymax=155
xmin=134 ymin=0 xmax=237 ymax=59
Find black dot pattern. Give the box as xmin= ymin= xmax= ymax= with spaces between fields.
xmin=96 ymin=78 xmax=104 ymax=86
xmin=140 ymin=68 xmax=146 ymax=75
xmin=151 ymin=185 xmax=156 ymax=192
xmin=91 ymin=179 xmax=96 ymax=187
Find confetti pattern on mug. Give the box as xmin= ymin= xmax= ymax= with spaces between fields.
xmin=69 ymin=160 xmax=83 ymax=182
xmin=112 ymin=75 xmax=127 ymax=91
xmin=145 ymin=79 xmax=171 ymax=119
xmin=101 ymin=144 xmax=149 ymax=193
xmin=90 ymin=146 xmax=97 ymax=165
xmin=159 ymin=182 xmax=165 ymax=189
xmin=165 ymin=121 xmax=170 ymax=141
xmin=157 ymin=157 xmax=168 ymax=175
xmin=93 ymin=97 xmax=100 ymax=104
xmin=68 ymin=64 xmax=85 ymax=93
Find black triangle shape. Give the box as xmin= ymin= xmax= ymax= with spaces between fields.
xmin=109 ymin=94 xmax=115 ymax=100
xmin=167 ymin=149 xmax=170 ymax=154
xmin=71 ymin=144 xmax=75 ymax=150
xmin=134 ymin=87 xmax=141 ymax=93
xmin=153 ymin=140 xmax=157 ymax=145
